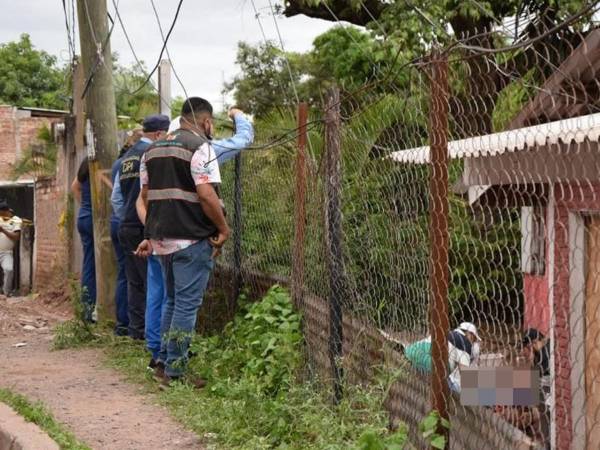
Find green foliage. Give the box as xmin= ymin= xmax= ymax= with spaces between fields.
xmin=192 ymin=286 xmax=302 ymax=394
xmin=52 ymin=281 xmax=98 ymax=350
xmin=419 ymin=410 xmax=450 ymax=449
xmin=170 ymin=95 xmax=185 ymax=119
xmin=103 ymin=286 xmax=408 ymax=449
xmin=0 ymin=388 xmax=91 ymax=450
xmin=113 ymin=59 xmax=159 ymax=120
xmin=0 ymin=34 xmax=67 ymax=109
xmin=12 ymin=126 xmax=58 ymax=180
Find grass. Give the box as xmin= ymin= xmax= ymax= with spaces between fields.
xmin=0 ymin=388 xmax=91 ymax=450
xmin=53 ymin=286 xmax=411 ymax=449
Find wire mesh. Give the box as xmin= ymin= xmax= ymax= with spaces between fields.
xmin=214 ymin=16 xmax=600 ymax=450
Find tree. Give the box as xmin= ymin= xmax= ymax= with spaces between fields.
xmin=225 ymin=41 xmax=309 ymax=118
xmin=113 ymin=58 xmax=158 ymax=121
xmin=0 ymin=34 xmax=67 ymax=109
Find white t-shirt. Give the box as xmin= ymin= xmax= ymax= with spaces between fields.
xmin=448 ymin=341 xmax=471 ymax=392
xmin=0 ymin=216 xmax=22 ymax=252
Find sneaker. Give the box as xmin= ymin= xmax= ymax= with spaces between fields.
xmin=152 ymin=361 xmax=166 ymax=382
xmin=159 ymin=374 xmax=207 ymax=391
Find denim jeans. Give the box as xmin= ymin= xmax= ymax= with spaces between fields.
xmin=158 ymin=240 xmax=213 ymax=378
xmin=77 ymin=213 xmax=96 ymax=322
xmin=146 ymin=255 xmax=166 ymax=360
xmin=111 ymin=218 xmax=129 ymax=334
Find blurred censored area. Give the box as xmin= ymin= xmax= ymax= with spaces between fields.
xmin=212 ymin=7 xmax=600 ymax=450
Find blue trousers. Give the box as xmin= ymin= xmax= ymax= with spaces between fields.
xmin=111 ymin=218 xmax=128 ymax=334
xmin=159 ymin=240 xmax=213 ymax=378
xmin=146 ymin=255 xmax=166 ymax=360
xmin=77 ymin=213 xmax=96 ymax=321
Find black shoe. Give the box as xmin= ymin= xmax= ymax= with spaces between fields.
xmin=148 ymin=358 xmax=158 ymax=371
xmin=188 ymin=350 xmax=197 ymax=359
xmin=159 ymin=374 xmax=206 ymax=391
xmin=152 ymin=361 xmax=166 ymax=382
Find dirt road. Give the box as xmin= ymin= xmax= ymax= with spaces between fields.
xmin=0 ymin=296 xmax=204 ymax=450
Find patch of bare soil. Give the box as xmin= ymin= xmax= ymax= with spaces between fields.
xmin=0 ymin=297 xmax=204 ymax=450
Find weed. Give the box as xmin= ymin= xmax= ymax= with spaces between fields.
xmin=102 ymin=286 xmax=411 ymax=449
xmin=52 ymin=281 xmax=98 ymax=350
xmin=0 ymin=388 xmax=91 ymax=450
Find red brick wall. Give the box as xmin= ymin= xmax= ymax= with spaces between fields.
xmin=0 ymin=105 xmax=61 ymax=181
xmin=33 ymin=177 xmax=67 ymax=288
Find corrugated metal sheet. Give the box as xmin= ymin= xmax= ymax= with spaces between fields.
xmin=389 ymin=112 xmax=600 ymax=164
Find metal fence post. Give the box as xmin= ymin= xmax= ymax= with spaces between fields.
xmin=324 ymin=87 xmax=344 ymax=403
xmin=292 ymin=102 xmax=308 ymax=309
xmin=428 ymin=51 xmax=451 ymax=447
xmin=231 ymin=153 xmax=243 ymax=311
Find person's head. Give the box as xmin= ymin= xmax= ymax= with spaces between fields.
xmin=522 ymin=328 xmax=547 ymax=353
xmin=142 ymin=114 xmax=170 ymax=141
xmin=0 ymin=200 xmax=11 ymax=218
xmin=458 ymin=322 xmax=482 ymax=344
xmin=180 ymin=97 xmax=214 ymax=138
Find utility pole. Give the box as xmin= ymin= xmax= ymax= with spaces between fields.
xmin=158 ymin=59 xmax=172 ymax=117
xmin=76 ymin=0 xmax=118 ymax=321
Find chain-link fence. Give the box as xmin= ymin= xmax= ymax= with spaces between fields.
xmin=213 ymin=18 xmax=600 ymax=450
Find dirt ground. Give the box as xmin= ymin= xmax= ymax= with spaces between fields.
xmin=0 ymin=296 xmax=204 ymax=450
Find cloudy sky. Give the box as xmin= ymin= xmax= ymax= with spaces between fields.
xmin=0 ymin=0 xmax=336 ymax=110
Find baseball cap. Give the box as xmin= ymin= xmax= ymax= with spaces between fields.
xmin=459 ymin=322 xmax=482 ymax=341
xmin=142 ymin=114 xmax=170 ymax=132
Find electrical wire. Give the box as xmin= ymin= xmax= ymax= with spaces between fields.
xmin=127 ymin=0 xmax=185 ymax=96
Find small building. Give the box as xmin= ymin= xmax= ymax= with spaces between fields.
xmin=0 ymin=105 xmax=73 ymax=293
xmin=390 ymin=29 xmax=600 ymax=450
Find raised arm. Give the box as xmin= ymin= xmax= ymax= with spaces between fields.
xmin=211 ymin=109 xmax=254 ymax=164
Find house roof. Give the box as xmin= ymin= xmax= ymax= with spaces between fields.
xmin=389 ymin=112 xmax=600 ymax=164
xmin=508 ymin=28 xmax=600 ymax=129
xmin=390 ymin=28 xmax=600 ymax=165
xmin=18 ymin=107 xmax=69 ymax=118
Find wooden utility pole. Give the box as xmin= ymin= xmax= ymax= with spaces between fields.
xmin=428 ymin=52 xmax=450 ymax=448
xmin=292 ymin=102 xmax=308 ymax=309
xmin=158 ymin=60 xmax=172 ymax=117
xmin=76 ymin=0 xmax=118 ymax=321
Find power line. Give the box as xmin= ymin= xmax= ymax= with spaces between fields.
xmin=127 ymin=0 xmax=185 ymax=96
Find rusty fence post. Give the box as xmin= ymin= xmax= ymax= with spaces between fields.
xmin=231 ymin=152 xmax=243 ymax=311
xmin=292 ymin=102 xmax=308 ymax=309
xmin=428 ymin=51 xmax=451 ymax=448
xmin=324 ymin=87 xmax=344 ymax=403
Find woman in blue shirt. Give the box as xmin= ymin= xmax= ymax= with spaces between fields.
xmin=71 ymin=157 xmax=96 ymax=322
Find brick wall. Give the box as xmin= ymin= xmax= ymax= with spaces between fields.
xmin=33 ymin=177 xmax=67 ymax=289
xmin=552 ymin=182 xmax=600 ymax=449
xmin=0 ymin=105 xmax=61 ymax=181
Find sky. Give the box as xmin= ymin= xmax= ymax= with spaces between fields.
xmin=0 ymin=0 xmax=336 ymax=111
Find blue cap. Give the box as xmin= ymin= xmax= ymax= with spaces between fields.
xmin=142 ymin=114 xmax=171 ymax=132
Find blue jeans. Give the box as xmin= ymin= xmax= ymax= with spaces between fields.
xmin=77 ymin=213 xmax=96 ymax=321
xmin=111 ymin=218 xmax=128 ymax=334
xmin=158 ymin=240 xmax=213 ymax=378
xmin=146 ymin=255 xmax=166 ymax=360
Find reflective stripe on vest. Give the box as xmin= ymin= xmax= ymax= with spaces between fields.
xmin=148 ymin=188 xmax=199 ymax=203
xmin=145 ymin=146 xmax=193 ymax=162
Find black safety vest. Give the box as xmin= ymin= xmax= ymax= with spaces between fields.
xmin=119 ymin=139 xmax=151 ymax=228
xmin=144 ymin=129 xmax=219 ymax=240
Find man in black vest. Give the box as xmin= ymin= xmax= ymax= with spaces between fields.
xmin=136 ymin=98 xmax=229 ymax=387
xmin=117 ymin=114 xmax=170 ymax=339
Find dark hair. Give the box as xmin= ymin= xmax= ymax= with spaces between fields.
xmin=522 ymin=328 xmax=545 ymax=346
xmin=181 ymin=97 xmax=213 ymax=117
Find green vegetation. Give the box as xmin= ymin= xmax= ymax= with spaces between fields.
xmin=12 ymin=125 xmax=58 ymax=180
xmin=53 ymin=281 xmax=99 ymax=350
xmin=55 ymin=286 xmax=411 ymax=449
xmin=0 ymin=388 xmax=91 ymax=450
